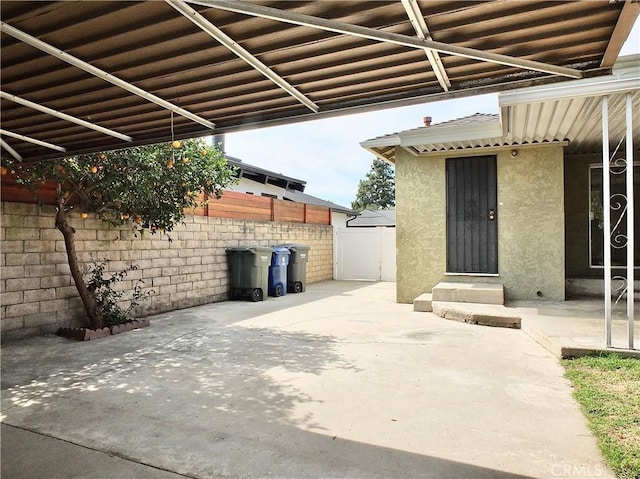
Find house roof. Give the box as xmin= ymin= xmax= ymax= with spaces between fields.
xmin=1 ymin=1 xmax=638 ymax=163
xmin=282 ymin=189 xmax=356 ymax=215
xmin=362 ymin=55 xmax=640 ymax=162
xmin=226 ymin=155 xmax=306 ymax=192
xmin=347 ymin=209 xmax=396 ymax=227
xmin=227 ymin=153 xmax=354 ymax=213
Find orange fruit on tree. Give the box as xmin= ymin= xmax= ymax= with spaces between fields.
xmin=182 ymin=157 xmax=189 ymax=164
xmin=90 ymin=166 xmax=98 ymax=173
xmin=172 ymin=140 xmax=181 ymax=149
xmin=201 ymin=149 xmax=207 ymax=156
xmin=0 ymin=166 xmax=7 ymax=176
xmin=80 ymin=212 xmax=89 ymax=219
xmin=98 ymin=154 xmax=107 ymax=160
xmin=166 ymin=160 xmax=174 ymax=169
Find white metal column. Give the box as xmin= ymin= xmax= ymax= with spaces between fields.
xmin=624 ymin=93 xmax=634 ymax=350
xmin=602 ymin=96 xmax=612 ymax=347
xmin=603 ymin=93 xmax=636 ymax=350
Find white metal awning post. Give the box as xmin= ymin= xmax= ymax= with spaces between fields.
xmin=603 ymin=92 xmax=636 ymax=351
xmin=625 ymin=92 xmax=635 ymax=350
xmin=602 ymin=96 xmax=612 ymax=348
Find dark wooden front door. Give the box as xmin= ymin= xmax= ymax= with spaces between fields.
xmin=446 ymin=156 xmax=498 ymax=274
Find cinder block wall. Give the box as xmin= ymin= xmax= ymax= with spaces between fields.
xmin=1 ymin=201 xmax=333 ymax=340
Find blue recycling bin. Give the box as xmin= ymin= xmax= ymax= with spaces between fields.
xmin=268 ymin=247 xmax=291 ymax=297
xmin=275 ymin=243 xmax=310 ymax=293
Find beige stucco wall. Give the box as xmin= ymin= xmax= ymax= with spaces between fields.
xmin=395 ymin=148 xmax=446 ymax=303
xmin=395 ymin=145 xmax=565 ymax=303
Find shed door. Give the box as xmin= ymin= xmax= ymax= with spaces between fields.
xmin=446 ymin=156 xmax=498 ymax=274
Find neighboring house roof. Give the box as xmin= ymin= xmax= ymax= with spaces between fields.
xmin=347 ymin=209 xmax=396 ymax=227
xmin=226 ymin=155 xmax=306 ymax=193
xmin=227 ymin=154 xmax=355 ymax=214
xmin=283 ymin=189 xmax=356 ymax=216
xmin=362 ymin=55 xmax=640 ymax=163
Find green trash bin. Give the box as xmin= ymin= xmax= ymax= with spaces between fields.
xmin=226 ymin=246 xmax=272 ymax=301
xmin=275 ymin=243 xmax=310 ymax=293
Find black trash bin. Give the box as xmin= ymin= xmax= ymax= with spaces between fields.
xmin=275 ymin=243 xmax=310 ymax=293
xmin=268 ymin=247 xmax=291 ymax=297
xmin=226 ymin=246 xmax=272 ymax=301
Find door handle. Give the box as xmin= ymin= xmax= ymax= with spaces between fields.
xmin=488 ymin=209 xmax=495 ymax=220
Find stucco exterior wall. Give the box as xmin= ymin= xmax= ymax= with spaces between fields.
xmin=395 ymin=146 xmax=565 ymax=303
xmin=395 ymin=148 xmax=446 ymax=303
xmin=498 ymin=146 xmax=565 ymax=300
xmin=1 ymin=202 xmax=333 ymax=340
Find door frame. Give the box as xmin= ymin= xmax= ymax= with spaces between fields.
xmin=445 ymin=155 xmax=498 ymax=275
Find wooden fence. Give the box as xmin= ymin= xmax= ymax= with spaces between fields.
xmin=0 ymin=176 xmax=331 ymax=225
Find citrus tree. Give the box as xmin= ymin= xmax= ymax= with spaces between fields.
xmin=2 ymin=139 xmax=237 ymax=330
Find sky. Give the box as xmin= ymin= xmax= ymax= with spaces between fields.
xmin=224 ymin=20 xmax=640 ymax=209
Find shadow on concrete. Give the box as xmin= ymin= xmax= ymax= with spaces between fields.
xmin=1 ymin=288 xmax=535 ymax=478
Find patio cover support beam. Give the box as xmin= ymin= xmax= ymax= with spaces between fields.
xmin=400 ymin=0 xmax=450 ymax=92
xmin=499 ymin=76 xmax=640 ymax=106
xmin=0 ymin=91 xmax=134 ymax=143
xmin=625 ymin=92 xmax=634 ymax=350
xmin=0 ymin=22 xmax=216 ymax=130
xmin=602 ymin=96 xmax=612 ymax=347
xmin=0 ymin=138 xmax=22 ymax=162
xmin=189 ymin=0 xmax=584 ymax=79
xmin=167 ymin=0 xmax=319 ymax=113
xmin=601 ymin=0 xmax=640 ymax=68
xmin=0 ymin=128 xmax=66 ymax=152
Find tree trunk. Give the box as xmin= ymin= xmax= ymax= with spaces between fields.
xmin=55 ymin=205 xmax=104 ymax=330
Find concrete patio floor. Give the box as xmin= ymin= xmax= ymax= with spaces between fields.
xmin=0 ymin=281 xmax=626 ymax=478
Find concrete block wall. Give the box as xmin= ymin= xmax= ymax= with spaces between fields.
xmin=1 ymin=201 xmax=333 ymax=340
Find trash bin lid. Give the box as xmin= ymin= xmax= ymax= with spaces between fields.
xmin=274 ymin=243 xmax=310 ymax=252
xmin=272 ymin=246 xmax=291 ymax=255
xmin=226 ymin=246 xmax=274 ymax=253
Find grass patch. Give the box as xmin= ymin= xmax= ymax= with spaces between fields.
xmin=562 ymin=354 xmax=640 ymax=479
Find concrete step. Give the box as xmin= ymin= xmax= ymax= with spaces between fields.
xmin=432 ymin=282 xmax=504 ymax=305
xmin=413 ymin=293 xmax=433 ymax=312
xmin=432 ymin=301 xmax=521 ymax=329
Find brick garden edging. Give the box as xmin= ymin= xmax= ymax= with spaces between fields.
xmin=56 ymin=319 xmax=151 ymax=341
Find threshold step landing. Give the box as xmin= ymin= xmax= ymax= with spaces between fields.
xmin=432 ymin=282 xmax=504 ymax=305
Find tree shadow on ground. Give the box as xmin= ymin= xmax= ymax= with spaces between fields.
xmin=1 ymin=284 xmax=537 ymax=479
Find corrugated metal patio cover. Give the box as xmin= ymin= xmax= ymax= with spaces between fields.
xmin=1 ymin=1 xmax=637 ymax=162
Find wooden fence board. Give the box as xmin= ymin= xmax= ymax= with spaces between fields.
xmin=1 ymin=177 xmax=332 ymax=225
xmin=305 ymin=204 xmax=332 ymax=225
